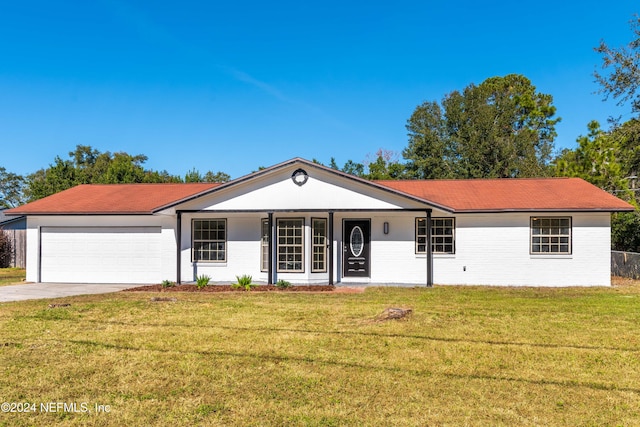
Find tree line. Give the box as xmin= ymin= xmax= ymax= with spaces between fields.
xmin=324 ymin=17 xmax=640 ymax=252
xmin=2 ymin=16 xmax=640 ymax=251
xmin=0 ymin=145 xmax=230 ymax=208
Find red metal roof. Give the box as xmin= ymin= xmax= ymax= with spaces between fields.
xmin=376 ymin=177 xmax=635 ymax=212
xmin=5 ymin=183 xmax=220 ymax=215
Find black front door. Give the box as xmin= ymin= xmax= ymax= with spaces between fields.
xmin=343 ymin=219 xmax=370 ymax=277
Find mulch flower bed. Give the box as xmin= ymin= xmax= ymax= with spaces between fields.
xmin=124 ymin=284 xmax=336 ymax=293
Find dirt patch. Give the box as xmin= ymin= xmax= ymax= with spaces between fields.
xmin=373 ymin=307 xmax=413 ymax=322
xmin=48 ymin=303 xmax=71 ymax=308
xmin=124 ymin=284 xmax=337 ymax=293
xmin=333 ymin=286 xmax=366 ymax=293
xmin=611 ymin=276 xmax=640 ymax=289
xmin=150 ymin=297 xmax=178 ymax=302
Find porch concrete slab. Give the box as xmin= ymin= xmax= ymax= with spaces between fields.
xmin=336 ymin=283 xmax=426 ymax=288
xmin=0 ymin=283 xmax=146 ymax=303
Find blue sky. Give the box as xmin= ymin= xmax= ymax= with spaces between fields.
xmin=0 ymin=1 xmax=637 ymax=179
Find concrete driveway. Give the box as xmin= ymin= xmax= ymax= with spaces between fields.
xmin=0 ymin=283 xmax=145 ymax=302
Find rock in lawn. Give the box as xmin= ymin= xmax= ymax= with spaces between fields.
xmin=374 ymin=307 xmax=412 ymax=322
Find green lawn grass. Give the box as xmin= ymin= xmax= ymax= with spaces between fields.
xmin=1 ymin=282 xmax=640 ymax=426
xmin=0 ymin=268 xmax=25 ymax=286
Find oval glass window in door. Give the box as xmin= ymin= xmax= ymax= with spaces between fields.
xmin=350 ymin=226 xmax=364 ymax=257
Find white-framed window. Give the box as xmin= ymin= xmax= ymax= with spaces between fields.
xmin=261 ymin=219 xmax=269 ymax=272
xmin=531 ymin=217 xmax=571 ymax=254
xmin=416 ymin=217 xmax=455 ymax=254
xmin=192 ymin=219 xmax=226 ymax=262
xmin=312 ymin=218 xmax=327 ymax=273
xmin=277 ymin=218 xmax=304 ymax=272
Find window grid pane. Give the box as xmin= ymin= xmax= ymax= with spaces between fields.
xmin=531 ymin=217 xmax=571 ymax=254
xmin=277 ymin=219 xmax=304 ymax=272
xmin=312 ymin=219 xmax=327 ymax=272
xmin=192 ymin=219 xmax=226 ymax=262
xmin=415 ymin=218 xmax=455 ymax=254
xmin=261 ymin=219 xmax=269 ymax=272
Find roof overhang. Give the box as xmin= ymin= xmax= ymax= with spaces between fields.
xmin=5 ymin=158 xmax=634 ymax=216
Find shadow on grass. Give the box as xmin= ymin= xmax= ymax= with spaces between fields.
xmin=66 ymin=338 xmax=640 ymax=394
xmin=61 ymin=317 xmax=640 ymax=354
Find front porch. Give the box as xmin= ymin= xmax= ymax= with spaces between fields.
xmin=176 ymin=209 xmax=434 ymax=287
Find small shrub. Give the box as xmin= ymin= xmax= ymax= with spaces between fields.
xmin=196 ymin=274 xmax=211 ymax=290
xmin=276 ymin=279 xmax=291 ymax=289
xmin=161 ymin=279 xmax=175 ymax=288
xmin=0 ymin=232 xmax=12 ymax=268
xmin=232 ymin=274 xmax=255 ymax=291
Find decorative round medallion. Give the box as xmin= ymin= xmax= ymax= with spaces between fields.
xmin=291 ymin=168 xmax=309 ymax=186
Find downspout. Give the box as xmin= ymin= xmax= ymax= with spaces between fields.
xmin=268 ymin=212 xmax=274 ymax=285
xmin=37 ymin=226 xmax=42 ymax=283
xmin=426 ymin=210 xmax=433 ymax=287
xmin=176 ymin=211 xmax=182 ymax=284
xmin=328 ymin=211 xmax=334 ymax=285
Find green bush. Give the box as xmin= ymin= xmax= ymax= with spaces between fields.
xmin=161 ymin=279 xmax=175 ymax=288
xmin=196 ymin=274 xmax=211 ymax=290
xmin=232 ymin=274 xmax=255 ymax=291
xmin=276 ymin=279 xmax=291 ymax=289
xmin=0 ymin=232 xmax=12 ymax=268
xmin=612 ymin=211 xmax=640 ymax=252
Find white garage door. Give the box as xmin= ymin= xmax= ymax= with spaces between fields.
xmin=41 ymin=227 xmax=162 ymax=284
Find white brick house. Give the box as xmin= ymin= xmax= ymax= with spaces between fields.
xmin=6 ymin=158 xmax=634 ymax=286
